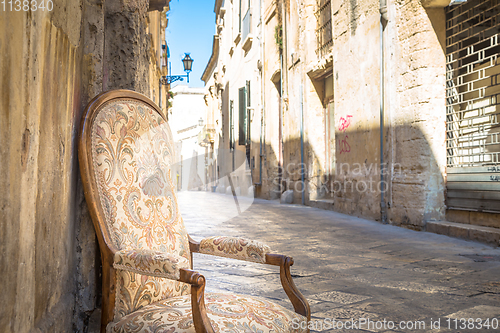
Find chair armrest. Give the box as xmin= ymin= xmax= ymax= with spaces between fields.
xmin=114 ymin=249 xmax=215 ymax=332
xmin=266 ymin=254 xmax=311 ymax=320
xmin=197 ymin=236 xmax=271 ymax=264
xmin=113 ymin=248 xmax=190 ymax=280
xmin=190 ymin=236 xmax=310 ymax=321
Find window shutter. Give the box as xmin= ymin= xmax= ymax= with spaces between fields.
xmin=446 ymin=0 xmax=500 ymax=212
xmin=230 ymin=100 xmax=234 ymax=149
xmin=238 ymin=87 xmax=247 ymax=145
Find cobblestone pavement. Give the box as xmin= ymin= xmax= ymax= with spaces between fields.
xmin=179 ymin=192 xmax=500 ymax=333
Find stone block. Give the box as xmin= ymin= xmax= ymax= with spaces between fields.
xmin=468 ymin=228 xmax=500 ymax=247
xmin=280 ymin=190 xmax=294 ymax=204
xmin=247 ymin=186 xmax=255 ymax=198
xmin=426 ymin=221 xmax=450 ymax=236
xmin=471 ymin=211 xmax=500 ymax=229
xmin=427 ymin=221 xmax=500 ymax=247
xmin=270 ymin=190 xmax=281 ymax=200
xmin=447 ymin=224 xmax=470 ymax=240
xmin=446 ymin=209 xmax=470 ymax=224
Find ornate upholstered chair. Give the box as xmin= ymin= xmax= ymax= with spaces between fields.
xmin=78 ymin=90 xmax=310 ymax=333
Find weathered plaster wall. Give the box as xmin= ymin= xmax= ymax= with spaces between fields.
xmin=261 ymin=0 xmax=282 ymax=199
xmin=103 ymin=0 xmax=150 ymax=93
xmin=387 ymin=1 xmax=447 ymax=228
xmin=0 ymin=8 xmax=87 ymax=332
xmin=331 ymin=0 xmax=381 ymax=220
xmin=283 ymin=0 xmax=300 ymax=172
xmin=0 ymin=1 xmax=166 ymax=331
xmin=76 ymin=1 xmax=106 ymax=331
xmin=302 ymin=0 xmax=330 ymax=204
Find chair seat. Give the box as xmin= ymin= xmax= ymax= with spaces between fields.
xmin=108 ymin=292 xmax=307 ymax=333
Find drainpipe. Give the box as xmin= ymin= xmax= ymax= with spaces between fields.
xmin=300 ymin=84 xmax=305 ymax=205
xmin=281 ymin=0 xmax=288 ymax=191
xmin=279 ymin=53 xmax=284 ymax=192
xmin=258 ymin=106 xmax=263 ymax=186
xmin=256 ymin=1 xmax=265 ymax=187
xmin=380 ymin=0 xmax=388 ymax=223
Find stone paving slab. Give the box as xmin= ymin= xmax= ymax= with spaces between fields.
xmin=179 ymin=192 xmax=500 ymax=332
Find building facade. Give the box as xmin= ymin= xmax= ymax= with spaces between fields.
xmin=168 ymin=85 xmax=207 ymax=191
xmin=203 ymin=0 xmax=264 ymax=196
xmin=204 ymin=0 xmax=500 ymax=239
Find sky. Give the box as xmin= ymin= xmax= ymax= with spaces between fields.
xmin=166 ymin=0 xmax=216 ymax=88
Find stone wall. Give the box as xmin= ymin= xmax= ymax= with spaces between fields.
xmin=385 ymin=1 xmax=447 ymax=228
xmin=323 ymin=0 xmax=446 ymax=227
xmin=261 ymin=0 xmax=283 ymax=199
xmin=0 ymin=1 xmax=167 ymax=331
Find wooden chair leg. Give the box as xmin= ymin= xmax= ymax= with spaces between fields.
xmin=267 ymin=253 xmax=311 ymax=327
xmin=180 ymin=269 xmax=215 ymax=333
xmin=100 ymin=261 xmax=116 ymax=333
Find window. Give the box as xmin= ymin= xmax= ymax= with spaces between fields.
xmin=316 ymin=0 xmax=332 ymax=57
xmin=242 ymin=5 xmax=252 ymax=42
xmin=239 ymin=0 xmax=242 ymax=33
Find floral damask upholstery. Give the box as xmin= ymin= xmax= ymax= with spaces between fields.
xmin=91 ymin=99 xmax=192 ymax=319
xmin=114 ymin=248 xmax=190 ymax=280
xmin=114 ymin=270 xmax=190 ymax=322
xmin=199 ymin=236 xmax=271 ymax=264
xmin=108 ymin=293 xmax=307 ymax=333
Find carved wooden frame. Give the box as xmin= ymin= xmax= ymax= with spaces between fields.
xmin=189 ymin=236 xmax=311 ymax=320
xmin=78 ymin=90 xmax=310 ymax=333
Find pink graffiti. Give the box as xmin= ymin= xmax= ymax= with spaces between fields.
xmin=339 ymin=135 xmax=351 ymax=154
xmin=338 ymin=115 xmax=353 ymax=133
xmin=338 ymin=115 xmax=353 ymax=154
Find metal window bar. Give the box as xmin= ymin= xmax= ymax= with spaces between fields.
xmin=446 ymin=0 xmax=500 ymax=168
xmin=315 ymin=0 xmax=332 ymax=57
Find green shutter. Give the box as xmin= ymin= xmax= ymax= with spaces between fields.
xmin=238 ymin=87 xmax=247 ymax=145
xmin=229 ymin=100 xmax=234 ymax=149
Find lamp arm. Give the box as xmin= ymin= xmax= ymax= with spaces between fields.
xmin=160 ymin=74 xmax=189 ymax=85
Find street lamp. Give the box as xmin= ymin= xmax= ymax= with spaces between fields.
xmin=161 ymin=53 xmax=194 ymax=85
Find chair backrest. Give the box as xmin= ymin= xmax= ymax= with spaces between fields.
xmin=79 ymin=90 xmax=191 ymax=321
